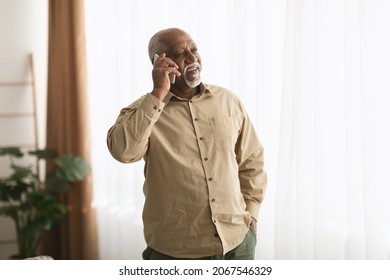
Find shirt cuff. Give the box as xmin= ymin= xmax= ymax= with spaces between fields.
xmin=245 ymin=200 xmax=260 ymax=220
xmin=138 ymin=93 xmax=166 ymax=120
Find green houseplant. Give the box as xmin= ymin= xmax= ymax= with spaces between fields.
xmin=0 ymin=147 xmax=91 ymax=259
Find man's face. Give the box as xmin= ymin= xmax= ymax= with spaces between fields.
xmin=162 ymin=31 xmax=202 ymax=89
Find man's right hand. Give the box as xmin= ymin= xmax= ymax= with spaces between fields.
xmin=151 ymin=53 xmax=181 ymax=101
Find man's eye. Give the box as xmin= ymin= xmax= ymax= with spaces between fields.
xmin=174 ymin=53 xmax=184 ymax=58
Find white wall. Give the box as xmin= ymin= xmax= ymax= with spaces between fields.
xmin=0 ymin=0 xmax=48 ymax=259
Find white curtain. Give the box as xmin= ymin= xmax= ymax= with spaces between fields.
xmin=85 ymin=0 xmax=390 ymax=260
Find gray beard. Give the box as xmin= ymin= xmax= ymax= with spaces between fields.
xmin=184 ymin=75 xmax=202 ymax=88
xmin=183 ymin=62 xmax=202 ymax=88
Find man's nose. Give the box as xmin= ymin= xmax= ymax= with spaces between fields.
xmin=185 ymin=52 xmax=198 ymax=64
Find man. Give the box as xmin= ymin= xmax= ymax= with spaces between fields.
xmin=107 ymin=28 xmax=267 ymax=260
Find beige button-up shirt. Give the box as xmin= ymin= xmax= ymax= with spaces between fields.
xmin=107 ymin=83 xmax=267 ymax=258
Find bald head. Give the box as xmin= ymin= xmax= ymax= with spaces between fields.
xmin=148 ymin=28 xmax=191 ymax=63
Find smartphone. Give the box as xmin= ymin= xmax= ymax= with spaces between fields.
xmin=153 ymin=54 xmax=176 ymax=84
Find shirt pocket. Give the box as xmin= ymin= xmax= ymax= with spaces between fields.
xmin=208 ymin=116 xmax=240 ymax=151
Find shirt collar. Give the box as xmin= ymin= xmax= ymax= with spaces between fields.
xmin=200 ymin=83 xmax=213 ymax=95
xmin=163 ymin=92 xmax=175 ymax=103
xmin=165 ymin=83 xmax=214 ymax=103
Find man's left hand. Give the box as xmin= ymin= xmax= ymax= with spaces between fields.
xmin=250 ymin=217 xmax=257 ymax=234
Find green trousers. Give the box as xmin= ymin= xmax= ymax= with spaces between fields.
xmin=142 ymin=228 xmax=257 ymax=260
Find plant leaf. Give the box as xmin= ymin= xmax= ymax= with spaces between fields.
xmin=45 ymin=172 xmax=71 ymax=192
xmin=10 ymin=165 xmax=37 ymax=181
xmin=28 ymin=149 xmax=57 ymax=160
xmin=0 ymin=147 xmax=24 ymax=157
xmin=0 ymin=179 xmax=32 ymax=201
xmin=54 ymin=155 xmax=91 ymax=182
xmin=0 ymin=205 xmax=19 ymax=220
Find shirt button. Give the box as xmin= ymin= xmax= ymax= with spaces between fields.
xmin=153 ymin=105 xmax=158 ymax=110
xmin=189 ymin=100 xmax=193 ymax=103
xmin=204 ymin=157 xmax=208 ymax=161
xmin=208 ymin=177 xmax=213 ymax=181
xmin=211 ymin=198 xmax=215 ymax=202
xmin=194 ymin=118 xmax=198 ymax=121
xmin=199 ymin=137 xmax=204 ymax=141
xmin=213 ymin=219 xmax=217 ymax=223
xmin=214 ymin=233 xmax=219 ymax=238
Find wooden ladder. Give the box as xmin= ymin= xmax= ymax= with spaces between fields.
xmin=0 ymin=53 xmax=39 ymax=150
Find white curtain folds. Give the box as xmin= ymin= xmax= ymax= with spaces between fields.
xmin=85 ymin=0 xmax=390 ymax=259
